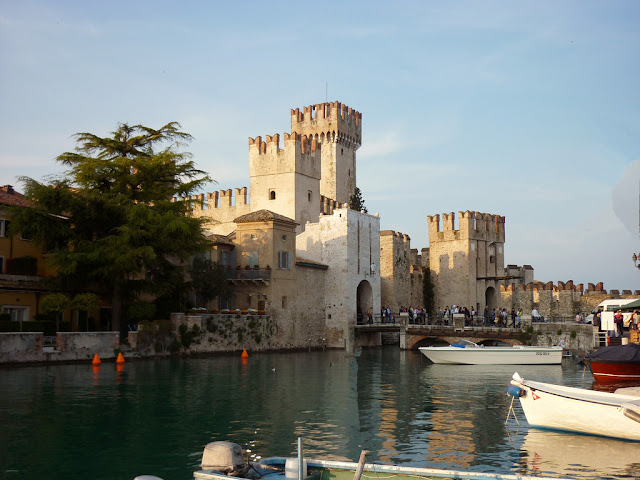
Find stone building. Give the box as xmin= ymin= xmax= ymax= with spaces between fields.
xmin=0 ymin=185 xmax=107 ymax=330
xmin=297 ymin=207 xmax=380 ymax=348
xmin=187 ymin=101 xmax=379 ymax=351
xmin=426 ymin=210 xmax=532 ymax=313
xmin=379 ymin=231 xmax=424 ymax=312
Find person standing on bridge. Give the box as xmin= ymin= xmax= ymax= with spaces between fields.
xmin=483 ymin=306 xmax=489 ymax=326
xmin=531 ymin=307 xmax=542 ymax=322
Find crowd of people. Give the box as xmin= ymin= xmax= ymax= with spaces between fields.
xmin=363 ymin=304 xmax=640 ymax=334
xmin=370 ymin=305 xmax=526 ymax=327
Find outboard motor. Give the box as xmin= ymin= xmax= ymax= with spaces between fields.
xmin=201 ymin=441 xmax=248 ymax=476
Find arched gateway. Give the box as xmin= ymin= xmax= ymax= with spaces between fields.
xmin=356 ymin=280 xmax=373 ymax=324
xmin=485 ymin=286 xmax=496 ymax=310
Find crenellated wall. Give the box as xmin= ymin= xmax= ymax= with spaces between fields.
xmin=428 ymin=211 xmax=505 ymax=243
xmin=379 ymin=231 xmax=425 ymax=313
xmin=290 ymin=101 xmax=362 ymax=146
xmin=501 ymin=281 xmax=640 ymax=318
xmin=320 ymin=194 xmax=347 ymax=216
xmin=185 ymin=187 xmax=252 ymax=235
xmin=428 ymin=210 xmax=507 ymax=313
xmin=248 ymin=132 xmax=321 ymax=234
xmin=290 ymin=101 xmax=361 ymax=205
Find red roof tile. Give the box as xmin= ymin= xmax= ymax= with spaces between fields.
xmin=0 ymin=185 xmax=31 ymax=207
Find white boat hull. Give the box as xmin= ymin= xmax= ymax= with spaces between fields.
xmin=510 ymin=375 xmax=640 ymax=441
xmin=419 ymin=346 xmax=563 ymax=365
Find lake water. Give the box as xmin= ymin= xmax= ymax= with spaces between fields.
xmin=0 ymin=347 xmax=638 ymax=480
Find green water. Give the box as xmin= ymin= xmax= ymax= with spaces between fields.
xmin=0 ymin=348 xmax=637 ymax=480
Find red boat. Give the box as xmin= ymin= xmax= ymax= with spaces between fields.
xmin=588 ymin=343 xmax=640 ymax=384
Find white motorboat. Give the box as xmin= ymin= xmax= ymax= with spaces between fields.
xmin=418 ymin=340 xmax=563 ymax=365
xmin=508 ymin=372 xmax=640 ymax=441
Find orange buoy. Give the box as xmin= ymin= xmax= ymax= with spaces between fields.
xmin=116 ymin=352 xmax=125 ymax=364
xmin=241 ymin=349 xmax=248 ymax=358
xmin=92 ymin=354 xmax=101 ymax=365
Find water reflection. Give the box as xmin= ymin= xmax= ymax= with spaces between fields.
xmin=0 ymin=349 xmax=636 ymax=480
xmin=520 ymin=429 xmax=640 ymax=478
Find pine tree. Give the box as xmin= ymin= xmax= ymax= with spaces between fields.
xmin=349 ymin=187 xmax=368 ymax=213
xmin=422 ymin=268 xmax=435 ymax=318
xmin=10 ymin=122 xmax=212 ymax=334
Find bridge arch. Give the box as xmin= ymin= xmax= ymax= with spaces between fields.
xmin=407 ymin=332 xmax=520 ymax=350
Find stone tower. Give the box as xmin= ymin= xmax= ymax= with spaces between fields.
xmin=427 ymin=211 xmax=506 ymax=312
xmin=290 ymin=102 xmax=362 ymax=205
xmin=380 ymin=230 xmax=412 ymax=312
xmin=248 ymin=133 xmax=322 ymax=234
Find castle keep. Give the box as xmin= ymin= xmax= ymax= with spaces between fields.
xmin=183 ymin=102 xmax=378 ymax=351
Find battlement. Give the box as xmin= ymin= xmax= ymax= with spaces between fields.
xmin=248 ymin=132 xmax=321 ymax=180
xmin=176 ymin=187 xmax=250 ymax=211
xmin=320 ymin=195 xmax=347 ymax=215
xmin=502 ymin=281 xmax=587 ymax=293
xmin=427 ymin=210 xmax=505 ymax=243
xmin=290 ymin=101 xmax=362 ymax=147
xmin=248 ymin=133 xmax=319 ymax=156
xmin=380 ymin=230 xmax=411 ymax=242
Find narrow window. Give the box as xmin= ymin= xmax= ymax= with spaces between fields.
xmin=279 ymin=251 xmax=289 ymax=269
xmin=282 ymin=296 xmax=287 ymax=309
xmin=269 ymin=190 xmax=276 ymax=200
xmin=308 ymin=191 xmax=312 ymax=202
xmin=0 ymin=219 xmax=9 ymax=238
xmin=249 ymin=250 xmax=258 ymax=268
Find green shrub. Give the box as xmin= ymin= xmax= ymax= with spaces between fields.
xmin=169 ymin=338 xmax=182 ymax=353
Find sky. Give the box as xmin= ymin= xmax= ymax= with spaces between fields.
xmin=1 ymin=1 xmax=639 ymax=292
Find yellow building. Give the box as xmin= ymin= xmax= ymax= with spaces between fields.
xmin=0 ymin=185 xmax=104 ymax=331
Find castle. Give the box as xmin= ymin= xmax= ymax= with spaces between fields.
xmin=2 ymin=101 xmax=638 ymax=348
xmin=175 ymin=99 xmax=640 ymax=352
xmin=183 ymin=102 xmax=379 ymax=351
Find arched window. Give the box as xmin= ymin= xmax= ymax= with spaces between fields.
xmin=269 ymin=190 xmax=276 ymax=200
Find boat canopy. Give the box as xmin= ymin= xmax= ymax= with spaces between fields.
xmin=622 ymin=298 xmax=640 ymax=309
xmin=588 ymin=344 xmax=640 ymax=362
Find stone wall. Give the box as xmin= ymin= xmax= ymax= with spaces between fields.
xmin=501 ymin=282 xmax=640 ymax=319
xmin=427 ymin=211 xmax=506 ymax=312
xmin=0 ymin=332 xmax=43 ymax=363
xmin=380 ymin=230 xmax=411 ymax=312
xmin=297 ymin=207 xmax=381 ymax=350
xmin=531 ymin=323 xmax=596 ymax=353
xmin=0 ymin=331 xmax=119 ymax=364
xmin=379 ymin=234 xmax=426 ymax=313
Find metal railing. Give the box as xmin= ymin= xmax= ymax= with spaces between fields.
xmin=225 ymin=268 xmax=271 ymax=280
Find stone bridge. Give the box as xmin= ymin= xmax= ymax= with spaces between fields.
xmin=401 ymin=325 xmax=522 ymax=350
xmin=354 ymin=320 xmax=523 ymax=350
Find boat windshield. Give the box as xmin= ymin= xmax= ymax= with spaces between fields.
xmin=455 ymin=339 xmax=480 ymax=348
